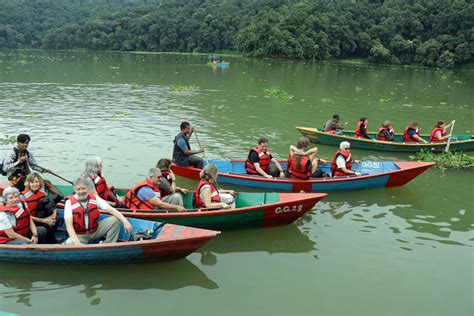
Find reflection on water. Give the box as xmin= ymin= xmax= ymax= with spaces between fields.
xmin=0 ymin=259 xmax=218 ymax=307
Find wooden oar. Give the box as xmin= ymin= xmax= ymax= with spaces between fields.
xmin=445 ymin=120 xmax=456 ymax=153
xmin=31 ymin=163 xmax=73 ymax=184
xmin=193 ymin=129 xmax=210 ymax=165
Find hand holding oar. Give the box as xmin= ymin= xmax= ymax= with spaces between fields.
xmin=445 ymin=120 xmax=456 ymax=153
xmin=193 ymin=128 xmax=209 ymax=165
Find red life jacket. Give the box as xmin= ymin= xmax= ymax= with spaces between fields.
xmin=21 ymin=188 xmax=46 ymax=217
xmin=91 ymin=174 xmax=120 ymax=205
xmin=68 ymin=194 xmax=100 ymax=235
xmin=403 ymin=126 xmax=420 ymax=142
xmin=330 ymin=150 xmax=353 ymax=177
xmin=245 ymin=148 xmax=271 ymax=174
xmin=0 ymin=202 xmax=31 ymax=243
xmin=122 ymin=179 xmax=161 ymax=211
xmin=354 ymin=121 xmax=367 ymax=138
xmin=194 ymin=180 xmax=220 ymax=209
xmin=288 ymin=154 xmax=312 ymax=180
xmin=377 ymin=127 xmax=391 ymax=141
xmin=429 ymin=127 xmax=446 ymax=142
xmin=160 ymin=170 xmax=173 ymax=197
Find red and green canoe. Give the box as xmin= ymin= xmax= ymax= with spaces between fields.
xmin=54 ymin=185 xmax=326 ymax=231
xmin=296 ymin=127 xmax=474 ymax=152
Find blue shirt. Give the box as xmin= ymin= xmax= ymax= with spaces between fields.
xmin=177 ymin=137 xmax=189 ymax=151
xmin=407 ymin=129 xmax=417 ymax=137
xmin=136 ymin=186 xmax=158 ymax=202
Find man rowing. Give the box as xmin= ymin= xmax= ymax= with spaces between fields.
xmin=323 ymin=114 xmax=348 ymax=134
xmin=172 ymin=122 xmax=204 ymax=169
xmin=245 ymin=138 xmax=285 ymax=179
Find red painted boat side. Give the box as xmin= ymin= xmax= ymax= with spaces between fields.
xmin=386 ymin=161 xmax=435 ymax=188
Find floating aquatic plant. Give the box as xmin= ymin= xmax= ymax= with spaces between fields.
xmin=410 ymin=150 xmax=474 ymax=170
xmin=130 ymin=83 xmax=141 ymax=90
xmin=0 ymin=136 xmax=17 ymax=145
xmin=170 ymin=83 xmax=200 ymax=92
xmin=263 ymin=86 xmax=294 ymax=100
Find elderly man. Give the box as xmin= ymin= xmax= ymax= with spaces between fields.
xmin=64 ymin=177 xmax=132 ymax=245
xmin=123 ymin=168 xmax=186 ymax=212
xmin=323 ymin=114 xmax=349 ymax=134
xmin=172 ymin=121 xmax=204 ymax=169
xmin=330 ymin=141 xmax=361 ymax=177
xmin=245 ymin=138 xmax=285 ymax=179
xmin=1 ymin=134 xmax=60 ymax=194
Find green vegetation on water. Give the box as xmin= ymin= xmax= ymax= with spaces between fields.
xmin=411 ymin=150 xmax=474 ymax=170
xmin=263 ymin=86 xmax=294 ymax=100
xmin=170 ymin=83 xmax=199 ymax=92
xmin=0 ymin=0 xmax=471 ymax=67
xmin=0 ymin=136 xmax=16 ymax=145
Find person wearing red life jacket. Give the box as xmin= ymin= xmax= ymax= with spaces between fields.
xmin=156 ymin=158 xmax=188 ymax=206
xmin=403 ymin=121 xmax=428 ymax=143
xmin=354 ymin=117 xmax=372 ymax=139
xmin=429 ymin=120 xmax=453 ymax=142
xmin=330 ymin=141 xmax=361 ymax=177
xmin=64 ymin=177 xmax=132 ymax=245
xmin=82 ymin=156 xmax=120 ymax=207
xmin=323 ymin=114 xmax=349 ymax=134
xmin=245 ymin=138 xmax=285 ymax=179
xmin=22 ymin=172 xmax=59 ymax=243
xmin=0 ymin=186 xmax=44 ymax=245
xmin=123 ymin=168 xmax=186 ymax=212
xmin=377 ymin=121 xmax=395 ymax=141
xmin=194 ymin=164 xmax=236 ymax=209
xmin=286 ymin=137 xmax=328 ymax=179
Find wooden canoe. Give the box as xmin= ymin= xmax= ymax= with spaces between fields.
xmin=0 ymin=210 xmax=219 ymax=264
xmin=171 ymin=160 xmax=435 ymax=192
xmin=296 ymin=127 xmax=474 ymax=152
xmin=53 ymin=185 xmax=326 ymax=230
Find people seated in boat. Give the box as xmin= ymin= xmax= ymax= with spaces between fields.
xmin=429 ymin=120 xmax=453 ymax=142
xmin=172 ymin=121 xmax=204 ymax=169
xmin=194 ymin=164 xmax=236 ymax=209
xmin=245 ymin=138 xmax=285 ymax=179
xmin=330 ymin=141 xmax=361 ymax=177
xmin=377 ymin=120 xmax=395 ymax=141
xmin=156 ymin=158 xmax=188 ymax=207
xmin=0 ymin=186 xmax=46 ymax=245
xmin=122 ymin=168 xmax=186 ymax=212
xmin=64 ymin=177 xmax=132 ymax=245
xmin=323 ymin=114 xmax=348 ymax=134
xmin=402 ymin=121 xmax=428 ymax=143
xmin=354 ymin=117 xmax=372 ymax=139
xmin=1 ymin=134 xmax=60 ymax=194
xmin=286 ymin=137 xmax=328 ymax=179
xmin=22 ymin=172 xmax=60 ymax=243
xmin=82 ymin=156 xmax=120 ymax=207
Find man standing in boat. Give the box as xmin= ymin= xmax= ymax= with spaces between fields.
xmin=172 ymin=122 xmax=204 ymax=169
xmin=324 ymin=114 xmax=349 ymax=134
xmin=245 ymin=138 xmax=285 ymax=179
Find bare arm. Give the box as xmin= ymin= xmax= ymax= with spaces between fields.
xmin=413 ymin=134 xmax=428 ymax=143
xmin=65 ymin=217 xmax=82 ymax=245
xmin=148 ymin=196 xmax=186 ymax=212
xmin=200 ymin=187 xmax=229 ymax=209
xmin=102 ymin=204 xmax=132 ymax=233
xmin=4 ymin=227 xmax=32 ymax=242
xmin=254 ymin=162 xmax=272 ymax=179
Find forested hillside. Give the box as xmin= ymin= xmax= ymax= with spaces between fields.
xmin=0 ymin=0 xmax=472 ymax=67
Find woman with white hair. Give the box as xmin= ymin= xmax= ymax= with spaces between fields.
xmin=330 ymin=141 xmax=361 ymax=177
xmin=0 ymin=186 xmax=45 ymax=244
xmin=193 ymin=164 xmax=236 ymax=209
xmin=82 ymin=156 xmax=120 ymax=207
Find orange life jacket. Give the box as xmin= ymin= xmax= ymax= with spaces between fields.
xmin=91 ymin=174 xmax=120 ymax=205
xmin=330 ymin=150 xmax=353 ymax=177
xmin=122 ymin=179 xmax=161 ymax=211
xmin=429 ymin=127 xmax=446 ymax=142
xmin=287 ymin=154 xmax=312 ymax=180
xmin=21 ymin=188 xmax=46 ymax=217
xmin=68 ymin=194 xmax=100 ymax=235
xmin=377 ymin=126 xmax=393 ymax=141
xmin=403 ymin=126 xmax=420 ymax=142
xmin=245 ymin=148 xmax=271 ymax=174
xmin=194 ymin=180 xmax=220 ymax=208
xmin=354 ymin=121 xmax=367 ymax=138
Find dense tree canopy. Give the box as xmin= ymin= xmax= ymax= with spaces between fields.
xmin=0 ymin=0 xmax=472 ymax=67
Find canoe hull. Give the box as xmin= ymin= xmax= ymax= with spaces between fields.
xmin=171 ymin=160 xmax=434 ymax=192
xmin=296 ymin=127 xmax=474 ymax=152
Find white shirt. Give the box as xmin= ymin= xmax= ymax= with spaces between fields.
xmin=63 ymin=194 xmax=110 ymax=219
xmin=0 ymin=211 xmax=17 ymax=230
xmin=336 ymin=155 xmax=347 ymax=169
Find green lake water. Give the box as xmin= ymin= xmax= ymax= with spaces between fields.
xmin=0 ymin=50 xmax=472 ymax=316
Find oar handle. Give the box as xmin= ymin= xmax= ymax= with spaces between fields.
xmin=30 ymin=163 xmax=73 ymax=184
xmin=193 ymin=129 xmax=210 ymax=165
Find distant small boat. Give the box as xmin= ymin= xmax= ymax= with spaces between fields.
xmin=0 ymin=211 xmax=219 ymax=264
xmin=296 ymin=127 xmax=474 ymax=152
xmin=171 ymin=160 xmax=435 ymax=192
xmin=53 ymin=185 xmax=326 ymax=231
xmin=208 ymin=61 xmax=230 ymax=68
